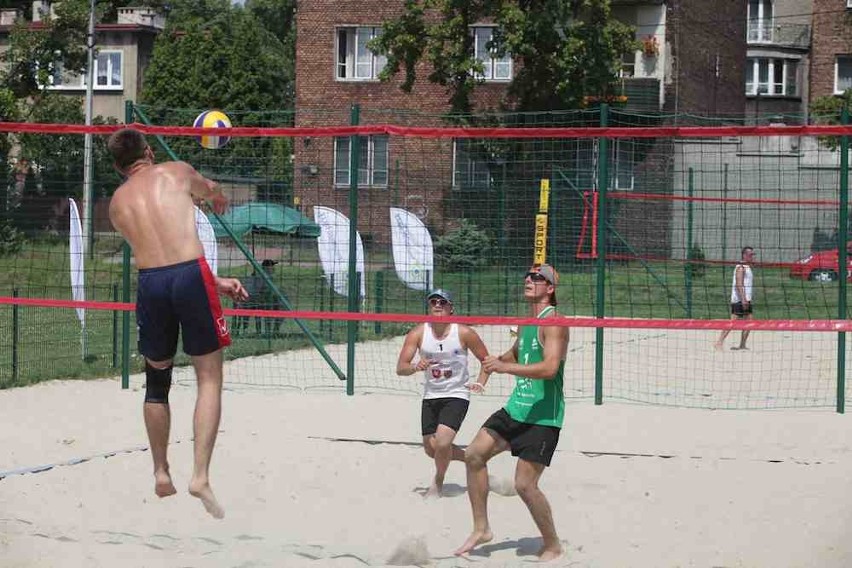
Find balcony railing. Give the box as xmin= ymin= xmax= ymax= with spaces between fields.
xmin=747 ymin=21 xmax=810 ymax=49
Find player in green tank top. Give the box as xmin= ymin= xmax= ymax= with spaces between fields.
xmin=455 ymin=264 xmax=568 ymax=562
xmin=503 ymin=304 xmax=565 ymax=427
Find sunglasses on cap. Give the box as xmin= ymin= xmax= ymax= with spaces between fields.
xmin=428 ymin=297 xmax=451 ymax=307
xmin=525 ymin=272 xmax=548 ymax=283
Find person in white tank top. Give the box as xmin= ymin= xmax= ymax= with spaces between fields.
xmin=715 ymin=246 xmax=755 ymax=351
xmin=396 ymin=289 xmax=490 ymax=498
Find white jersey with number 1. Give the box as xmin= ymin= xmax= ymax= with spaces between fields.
xmin=420 ymin=323 xmax=470 ymax=401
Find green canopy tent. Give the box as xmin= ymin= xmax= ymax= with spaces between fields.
xmin=210 ymin=202 xmax=321 ymax=239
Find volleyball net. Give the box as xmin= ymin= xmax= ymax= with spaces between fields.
xmin=0 ymin=108 xmax=851 ymax=410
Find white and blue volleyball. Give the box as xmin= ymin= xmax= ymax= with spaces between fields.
xmin=193 ymin=110 xmax=232 ymax=150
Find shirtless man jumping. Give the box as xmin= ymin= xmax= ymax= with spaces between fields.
xmin=107 ymin=128 xmax=248 ymax=519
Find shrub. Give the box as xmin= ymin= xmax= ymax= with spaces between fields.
xmin=435 ymin=219 xmax=493 ymax=272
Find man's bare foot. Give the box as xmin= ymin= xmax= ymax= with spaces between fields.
xmin=714 ymin=342 xmax=724 ymax=352
xmin=424 ymin=483 xmax=442 ymax=499
xmin=454 ymin=529 xmax=493 ymax=556
xmin=537 ymin=543 xmax=563 ymax=562
xmin=188 ymin=480 xmax=224 ymax=519
xmin=154 ymin=469 xmax=177 ymax=498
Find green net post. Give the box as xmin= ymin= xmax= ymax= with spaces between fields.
xmin=346 ymin=104 xmax=361 ymax=396
xmin=374 ymin=270 xmax=384 ymax=335
xmin=837 ymin=107 xmax=849 ymax=414
xmin=12 ymin=288 xmax=18 ymax=384
xmin=721 ymin=163 xmax=729 ymax=288
xmin=112 ymin=283 xmax=118 ymax=368
xmin=121 ymin=241 xmax=131 ymax=389
xmin=121 ymin=101 xmax=134 ymax=390
xmin=594 ymin=104 xmax=609 ymax=406
xmin=685 ymin=167 xmax=694 ymax=318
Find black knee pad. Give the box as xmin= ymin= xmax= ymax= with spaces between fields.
xmin=145 ymin=362 xmax=173 ymax=404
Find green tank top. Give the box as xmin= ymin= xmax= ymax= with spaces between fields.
xmin=504 ymin=305 xmax=565 ymax=428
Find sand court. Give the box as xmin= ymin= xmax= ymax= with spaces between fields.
xmin=3 ymin=373 xmax=852 ymax=567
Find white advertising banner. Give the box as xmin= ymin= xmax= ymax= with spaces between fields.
xmin=390 ymin=207 xmax=433 ymax=291
xmin=68 ymin=198 xmax=85 ymax=328
xmin=313 ymin=206 xmax=366 ymax=298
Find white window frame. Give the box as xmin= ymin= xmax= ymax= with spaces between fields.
xmin=610 ymin=139 xmax=635 ymax=191
xmin=836 ymin=56 xmax=852 ymax=95
xmin=333 ymin=136 xmax=389 ymax=188
xmin=336 ymin=26 xmax=386 ymax=81
xmin=451 ymin=139 xmax=492 ymax=191
xmin=747 ymin=0 xmax=773 ymax=43
xmin=472 ymin=26 xmax=512 ymax=81
xmin=745 ymin=57 xmax=797 ymax=97
xmin=47 ymin=50 xmax=123 ymax=91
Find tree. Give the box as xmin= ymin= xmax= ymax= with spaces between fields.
xmin=141 ymin=0 xmax=292 ymax=110
xmin=810 ymin=89 xmax=852 ymax=151
xmin=1 ymin=0 xmax=89 ymax=98
xmin=371 ymin=0 xmax=637 ymax=116
xmin=140 ymin=0 xmax=294 ymax=180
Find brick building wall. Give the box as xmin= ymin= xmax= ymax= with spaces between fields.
xmin=664 ymin=0 xmax=746 ymax=116
xmin=811 ymin=0 xmax=852 ymax=99
xmin=294 ymin=0 xmax=506 ymax=248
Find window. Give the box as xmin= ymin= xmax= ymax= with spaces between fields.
xmin=334 ymin=136 xmax=388 ymax=187
xmin=620 ymin=52 xmax=636 ymax=78
xmin=452 ymin=139 xmax=492 ymax=190
xmin=610 ymin=140 xmax=634 ymax=191
xmin=472 ymin=27 xmax=512 ymax=81
xmin=745 ymin=58 xmax=797 ymax=96
xmin=747 ymin=0 xmax=773 ymax=43
xmin=836 ymin=56 xmax=852 ymax=95
xmin=48 ymin=50 xmax=123 ymax=89
xmin=336 ymin=27 xmax=386 ymax=80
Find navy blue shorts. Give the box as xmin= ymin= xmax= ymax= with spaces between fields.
xmin=136 ymin=258 xmax=231 ymax=360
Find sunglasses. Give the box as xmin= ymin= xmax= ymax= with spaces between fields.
xmin=525 ymin=272 xmax=548 ymax=283
xmin=429 ymin=298 xmax=450 ymax=307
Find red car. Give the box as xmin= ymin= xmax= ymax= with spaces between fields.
xmin=789 ymin=246 xmax=852 ymax=281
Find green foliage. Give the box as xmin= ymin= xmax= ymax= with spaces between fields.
xmin=810 ymin=90 xmax=852 ymax=150
xmin=0 ymin=0 xmax=89 ymax=98
xmin=371 ymin=0 xmax=637 ymax=115
xmin=685 ymin=243 xmax=706 ymax=279
xmin=435 ymin=219 xmax=493 ymax=271
xmin=141 ymin=0 xmax=293 ymax=110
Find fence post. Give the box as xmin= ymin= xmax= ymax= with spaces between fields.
xmin=837 ymin=107 xmax=849 ymax=414
xmin=112 ymin=283 xmax=118 ymax=368
xmin=685 ymin=167 xmax=694 ymax=318
xmin=121 ymin=101 xmax=134 ymax=390
xmin=346 ymin=103 xmax=361 ymax=396
xmin=374 ymin=270 xmax=384 ymax=335
xmin=12 ymin=288 xmax=18 ymax=384
xmin=594 ymin=104 xmax=610 ymax=405
xmin=121 ymin=241 xmax=131 ymax=389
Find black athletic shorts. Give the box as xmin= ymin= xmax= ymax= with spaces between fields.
xmin=136 ymin=258 xmax=231 ymax=360
xmin=482 ymin=408 xmax=561 ymax=467
xmin=731 ymin=301 xmax=753 ymax=317
xmin=421 ymin=397 xmax=470 ymax=436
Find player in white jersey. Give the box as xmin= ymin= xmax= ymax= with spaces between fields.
xmin=397 ymin=289 xmax=490 ymax=498
xmin=715 ymin=246 xmax=755 ymax=351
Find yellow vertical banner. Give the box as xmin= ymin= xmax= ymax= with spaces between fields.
xmin=533 ymin=179 xmax=550 ymax=265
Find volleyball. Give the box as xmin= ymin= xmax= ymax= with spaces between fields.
xmin=193 ymin=110 xmax=232 ymax=150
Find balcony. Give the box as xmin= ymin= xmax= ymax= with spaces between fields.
xmin=747 ymin=21 xmax=810 ymax=49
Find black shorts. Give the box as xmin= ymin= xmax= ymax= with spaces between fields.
xmin=731 ymin=302 xmax=753 ymax=317
xmin=421 ymin=397 xmax=470 ymax=436
xmin=482 ymin=408 xmax=561 ymax=467
xmin=136 ymin=258 xmax=231 ymax=360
